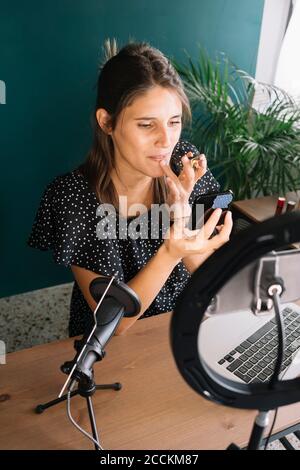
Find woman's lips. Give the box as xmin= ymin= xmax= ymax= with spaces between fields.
xmin=148 ymin=155 xmax=168 ymax=161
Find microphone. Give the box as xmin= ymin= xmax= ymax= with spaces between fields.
xmin=70 ymin=296 xmax=127 ymax=382
xmin=58 ymin=274 xmax=141 ymax=397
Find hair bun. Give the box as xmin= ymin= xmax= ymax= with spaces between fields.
xmin=100 ymin=38 xmax=119 ymax=69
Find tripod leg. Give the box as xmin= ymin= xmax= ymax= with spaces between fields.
xmin=95 ymin=382 xmax=122 ymax=391
xmin=86 ymin=396 xmax=101 ymax=450
xmin=35 ymin=389 xmax=79 ymax=414
xmin=35 ymin=382 xmax=121 ymax=414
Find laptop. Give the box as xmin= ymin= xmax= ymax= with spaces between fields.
xmin=199 ymin=302 xmax=300 ymax=384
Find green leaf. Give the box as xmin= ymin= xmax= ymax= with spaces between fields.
xmin=172 ymin=46 xmax=300 ymax=199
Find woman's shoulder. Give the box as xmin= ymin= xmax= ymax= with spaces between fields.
xmin=45 ymin=168 xmax=88 ymax=196
xmin=32 ymin=169 xmax=97 ymax=225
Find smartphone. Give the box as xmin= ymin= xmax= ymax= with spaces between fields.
xmin=189 ymin=190 xmax=233 ymax=230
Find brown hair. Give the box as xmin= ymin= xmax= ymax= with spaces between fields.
xmin=78 ymin=39 xmax=192 ymax=207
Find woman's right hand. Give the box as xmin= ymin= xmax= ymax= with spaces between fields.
xmin=163 ymin=209 xmax=233 ymax=260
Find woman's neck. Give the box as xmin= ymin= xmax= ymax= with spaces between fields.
xmin=111 ymin=168 xmax=154 ymax=216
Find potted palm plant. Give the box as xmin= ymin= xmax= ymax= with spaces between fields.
xmin=172 ymin=49 xmax=300 ymax=200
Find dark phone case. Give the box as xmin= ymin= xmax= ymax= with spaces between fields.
xmin=190 ymin=191 xmax=233 ymax=230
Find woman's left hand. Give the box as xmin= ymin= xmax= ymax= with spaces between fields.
xmin=159 ymin=151 xmax=207 ymax=219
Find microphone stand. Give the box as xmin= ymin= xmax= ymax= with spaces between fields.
xmin=35 ymin=298 xmax=123 ymax=450
xmin=35 ymin=339 xmax=122 ymax=450
xmin=34 ymin=274 xmax=141 ymax=450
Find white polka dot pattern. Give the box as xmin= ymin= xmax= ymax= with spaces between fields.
xmin=27 ymin=140 xmax=220 ymax=336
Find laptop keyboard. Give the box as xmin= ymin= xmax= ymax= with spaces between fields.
xmin=217 ymin=307 xmax=300 ymax=383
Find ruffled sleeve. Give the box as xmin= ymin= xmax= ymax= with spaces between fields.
xmin=27 ymin=171 xmax=124 ymax=280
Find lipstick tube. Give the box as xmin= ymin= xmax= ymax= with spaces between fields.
xmin=286 ymin=200 xmax=296 ymax=212
xmin=188 ymin=153 xmax=204 ymax=169
xmin=275 ymin=197 xmax=285 ymax=215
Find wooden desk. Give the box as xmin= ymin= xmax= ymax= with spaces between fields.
xmin=232 ymin=191 xmax=300 ymax=224
xmin=232 ymin=191 xmax=300 ymax=249
xmin=1 ymin=313 xmax=300 ymax=450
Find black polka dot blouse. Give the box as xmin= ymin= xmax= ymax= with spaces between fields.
xmin=27 ymin=140 xmax=220 ymax=336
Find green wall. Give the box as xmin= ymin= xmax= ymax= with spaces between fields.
xmin=0 ymin=0 xmax=264 ymax=297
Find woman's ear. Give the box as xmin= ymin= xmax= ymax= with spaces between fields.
xmin=96 ymin=108 xmax=112 ymax=135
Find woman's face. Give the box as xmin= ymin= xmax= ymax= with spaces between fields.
xmin=100 ymin=85 xmax=183 ymax=179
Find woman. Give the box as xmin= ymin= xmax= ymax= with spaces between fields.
xmin=28 ymin=41 xmax=232 ymax=337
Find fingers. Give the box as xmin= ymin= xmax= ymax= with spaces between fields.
xmin=161 ymin=154 xmax=193 ymax=203
xmin=167 ymin=209 xmax=233 ymax=259
xmin=159 ymin=159 xmax=178 ymax=184
xmin=218 ymin=210 xmax=233 ymax=240
xmin=160 ymin=151 xmax=203 ymax=182
xmin=165 ymin=176 xmax=181 ymax=201
xmin=174 ymin=208 xmax=223 ymax=243
xmin=179 ymin=153 xmax=207 ymax=191
xmin=192 ymin=154 xmax=207 ymax=180
xmin=207 ymin=211 xmax=233 ymax=249
xmin=160 ymin=152 xmax=208 ymax=202
xmin=202 ymin=208 xmax=223 ymax=239
xmin=179 ymin=153 xmax=195 ymax=186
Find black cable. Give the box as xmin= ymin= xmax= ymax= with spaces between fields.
xmin=263 ymin=349 xmax=293 ymax=450
xmin=263 ymin=408 xmax=278 ymax=450
xmin=250 ymin=288 xmax=283 ymax=450
xmin=262 ymin=289 xmax=284 ymax=449
xmin=67 ymin=390 xmax=103 ymax=450
xmin=269 ymin=289 xmax=286 ymax=389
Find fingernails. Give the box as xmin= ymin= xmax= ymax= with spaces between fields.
xmin=182 ymin=156 xmax=188 ymax=163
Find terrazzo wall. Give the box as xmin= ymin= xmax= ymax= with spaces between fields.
xmin=0 ymin=283 xmax=72 ymax=353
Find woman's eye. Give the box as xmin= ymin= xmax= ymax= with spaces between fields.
xmin=138 ymin=124 xmax=152 ymax=128
xmin=138 ymin=121 xmax=181 ymax=129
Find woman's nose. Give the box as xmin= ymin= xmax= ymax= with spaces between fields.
xmin=156 ymin=127 xmax=172 ymax=147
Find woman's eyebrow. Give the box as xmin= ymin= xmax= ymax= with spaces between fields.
xmin=134 ymin=114 xmax=182 ymax=120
